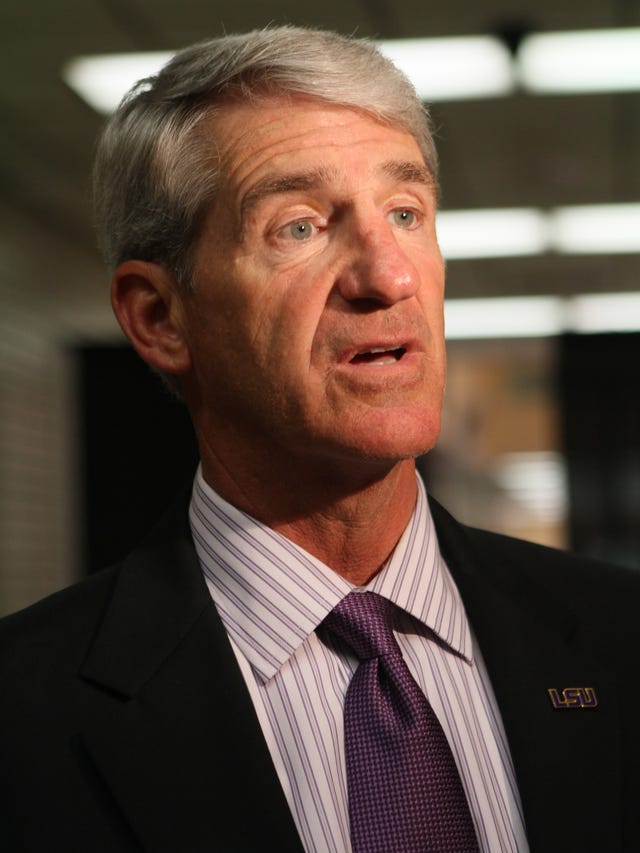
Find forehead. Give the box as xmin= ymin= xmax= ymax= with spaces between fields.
xmin=207 ymin=96 xmax=430 ymax=199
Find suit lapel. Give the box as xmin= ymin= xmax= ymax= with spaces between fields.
xmin=74 ymin=488 xmax=623 ymax=850
xmin=78 ymin=497 xmax=303 ymax=853
xmin=430 ymin=497 xmax=622 ymax=850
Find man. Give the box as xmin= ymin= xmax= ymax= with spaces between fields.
xmin=1 ymin=26 xmax=638 ymax=853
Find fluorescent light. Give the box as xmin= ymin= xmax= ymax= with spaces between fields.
xmin=64 ymin=37 xmax=514 ymax=114
xmin=378 ymin=37 xmax=514 ymax=101
xmin=436 ymin=208 xmax=549 ymax=259
xmin=492 ymin=452 xmax=568 ymax=523
xmin=567 ymin=292 xmax=640 ymax=333
xmin=437 ymin=203 xmax=640 ymax=259
xmin=445 ymin=296 xmax=563 ymax=339
xmin=550 ymin=203 xmax=640 ymax=254
xmin=63 ymin=52 xmax=173 ymax=113
xmin=445 ymin=293 xmax=640 ymax=339
xmin=64 ymin=27 xmax=640 ymax=113
xmin=519 ymin=28 xmax=640 ymax=93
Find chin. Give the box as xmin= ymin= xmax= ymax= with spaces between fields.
xmin=330 ymin=407 xmax=442 ymax=463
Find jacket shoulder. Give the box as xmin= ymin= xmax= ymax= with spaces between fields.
xmin=464 ymin=522 xmax=638 ymax=598
xmin=429 ymin=494 xmax=640 ymax=652
xmin=430 ymin=492 xmax=638 ymax=589
xmin=0 ymin=565 xmax=122 ymax=681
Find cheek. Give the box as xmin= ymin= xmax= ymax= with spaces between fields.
xmin=417 ymin=244 xmax=445 ymax=288
xmin=251 ymin=265 xmax=329 ymax=364
xmin=419 ymin=255 xmax=445 ymax=321
xmin=266 ymin=298 xmax=323 ymax=376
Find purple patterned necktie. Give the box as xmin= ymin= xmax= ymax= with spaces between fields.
xmin=323 ymin=591 xmax=480 ymax=853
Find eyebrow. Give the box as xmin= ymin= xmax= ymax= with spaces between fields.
xmin=380 ymin=160 xmax=435 ymax=188
xmin=240 ymin=167 xmax=337 ymax=225
xmin=238 ymin=159 xmax=435 ymax=226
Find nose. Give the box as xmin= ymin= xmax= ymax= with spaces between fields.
xmin=335 ymin=221 xmax=421 ymax=306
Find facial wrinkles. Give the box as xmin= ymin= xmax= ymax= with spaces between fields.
xmin=314 ymin=202 xmax=435 ymax=372
xmin=205 ymin=104 xmax=442 ymax=367
xmin=237 ymin=160 xmax=433 ymax=233
xmin=314 ymin=306 xmax=432 ymax=360
xmin=239 ymin=167 xmax=339 ymax=228
xmin=315 ymin=207 xmax=442 ymax=367
xmin=220 ymin=120 xmax=340 ymax=206
xmin=310 ymin=280 xmax=436 ymax=380
xmin=217 ymin=109 xmax=424 ymax=226
xmin=255 ymin=170 xmax=433 ymax=268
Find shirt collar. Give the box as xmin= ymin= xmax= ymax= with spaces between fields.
xmin=189 ymin=466 xmax=472 ymax=683
xmin=368 ymin=478 xmax=472 ymax=662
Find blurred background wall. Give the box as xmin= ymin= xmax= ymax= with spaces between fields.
xmin=1 ymin=0 xmax=638 ymax=617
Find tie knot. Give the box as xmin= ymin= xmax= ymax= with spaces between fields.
xmin=323 ymin=592 xmax=399 ymax=661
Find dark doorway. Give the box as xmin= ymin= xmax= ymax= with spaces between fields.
xmin=560 ymin=332 xmax=640 ymax=569
xmin=77 ymin=344 xmax=199 ymax=575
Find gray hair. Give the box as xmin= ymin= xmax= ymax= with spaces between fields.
xmin=93 ymin=26 xmax=438 ymax=289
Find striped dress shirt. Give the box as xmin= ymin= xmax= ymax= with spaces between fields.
xmin=189 ymin=467 xmax=528 ymax=852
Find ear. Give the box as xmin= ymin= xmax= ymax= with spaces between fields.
xmin=110 ymin=260 xmax=191 ymax=376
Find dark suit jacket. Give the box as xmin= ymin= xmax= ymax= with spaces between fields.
xmin=1 ymin=494 xmax=639 ymax=852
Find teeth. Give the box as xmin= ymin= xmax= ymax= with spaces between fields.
xmin=351 ymin=347 xmax=406 ymax=365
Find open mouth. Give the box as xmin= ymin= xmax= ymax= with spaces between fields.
xmin=350 ymin=346 xmax=407 ymax=365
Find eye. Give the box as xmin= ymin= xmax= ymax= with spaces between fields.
xmin=389 ymin=208 xmax=418 ymax=229
xmin=287 ymin=220 xmax=316 ymax=240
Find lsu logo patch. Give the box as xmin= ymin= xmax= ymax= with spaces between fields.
xmin=548 ymin=687 xmax=598 ymax=709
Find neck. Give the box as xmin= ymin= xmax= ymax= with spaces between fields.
xmin=272 ymin=460 xmax=418 ymax=585
xmin=198 ymin=438 xmax=418 ymax=586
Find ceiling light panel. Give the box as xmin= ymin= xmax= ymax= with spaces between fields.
xmin=550 ymin=203 xmax=640 ymax=254
xmin=445 ymin=293 xmax=640 ymax=340
xmin=444 ymin=297 xmax=563 ymax=339
xmin=436 ymin=209 xmax=549 ymax=259
xmin=437 ymin=204 xmax=640 ymax=260
xmin=518 ymin=28 xmax=640 ymax=93
xmin=567 ymin=292 xmax=640 ymax=333
xmin=63 ymin=52 xmax=173 ymax=113
xmin=64 ymin=37 xmax=515 ymax=114
xmin=377 ymin=37 xmax=515 ymax=101
xmin=64 ymin=29 xmax=640 ymax=114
